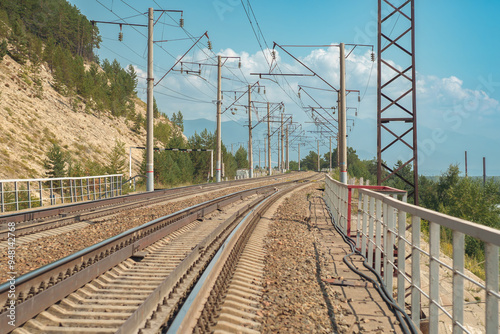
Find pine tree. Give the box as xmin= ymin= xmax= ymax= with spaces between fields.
xmin=43 ymin=143 xmax=67 ymax=178
xmin=0 ymin=40 xmax=7 ymax=61
xmin=107 ymin=141 xmax=127 ymax=174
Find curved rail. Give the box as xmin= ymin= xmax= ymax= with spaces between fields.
xmin=0 ymin=178 xmax=302 ymax=333
xmin=0 ymin=173 xmax=295 ymax=241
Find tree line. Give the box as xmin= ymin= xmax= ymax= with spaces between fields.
xmin=140 ymin=126 xmax=250 ymax=187
xmin=0 ymin=0 xmax=142 ymax=126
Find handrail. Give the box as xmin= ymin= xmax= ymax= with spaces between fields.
xmin=0 ymin=174 xmax=122 ymax=183
xmin=323 ymin=174 xmax=499 ymax=334
xmin=0 ymin=175 xmax=123 ymax=213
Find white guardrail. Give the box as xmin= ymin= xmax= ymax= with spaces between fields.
xmin=0 ymin=174 xmax=123 ymax=213
xmin=324 ymin=175 xmax=499 ymax=334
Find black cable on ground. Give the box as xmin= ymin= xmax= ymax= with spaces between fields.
xmin=323 ymin=201 xmax=419 ymax=334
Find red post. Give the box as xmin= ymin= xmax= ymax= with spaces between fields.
xmin=347 ymin=188 xmax=352 ymax=237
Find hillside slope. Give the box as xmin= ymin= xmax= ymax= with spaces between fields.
xmin=0 ymin=55 xmax=169 ymax=180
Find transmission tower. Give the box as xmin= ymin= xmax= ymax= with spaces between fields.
xmin=377 ymin=0 xmax=418 ymax=204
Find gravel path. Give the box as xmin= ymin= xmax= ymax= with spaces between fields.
xmin=260 ymin=183 xmax=405 ymax=333
xmin=0 ymin=174 xmax=310 ymax=284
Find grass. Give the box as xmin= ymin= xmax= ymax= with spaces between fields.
xmin=420 ymin=219 xmax=486 ymax=280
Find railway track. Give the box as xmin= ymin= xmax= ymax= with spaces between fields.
xmin=0 ymin=174 xmax=295 ymax=246
xmin=0 ymin=174 xmax=319 ymax=333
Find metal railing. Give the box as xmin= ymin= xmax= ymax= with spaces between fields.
xmin=324 ymin=175 xmax=499 ymax=334
xmin=0 ymin=175 xmax=123 ymax=213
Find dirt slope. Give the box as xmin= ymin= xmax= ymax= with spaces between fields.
xmin=0 ymin=55 xmax=172 ymax=180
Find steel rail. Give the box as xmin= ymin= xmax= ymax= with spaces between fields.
xmin=0 ymin=173 xmax=294 ymax=226
xmin=0 ymin=180 xmax=295 ymax=333
xmin=0 ymin=173 xmax=294 ymax=240
xmin=167 ymin=177 xmax=318 ymax=333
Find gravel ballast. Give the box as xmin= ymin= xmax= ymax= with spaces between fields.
xmin=260 ymin=183 xmax=404 ymax=333
xmin=0 ymin=174 xmax=310 ymax=283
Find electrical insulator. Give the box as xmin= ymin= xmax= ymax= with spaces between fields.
xmin=118 ymin=32 xmax=123 ymax=42
xmin=358 ymin=95 xmax=360 ymax=102
xmin=180 ymin=18 xmax=184 ymax=28
xmin=298 ymin=91 xmax=301 ymax=98
xmin=207 ymin=41 xmax=212 ymax=50
xmin=271 ymin=50 xmax=276 ymax=59
xmin=355 ymin=111 xmax=358 ymax=116
xmin=371 ymin=52 xmax=375 ymax=62
xmin=238 ymin=60 xmax=241 ymax=68
xmin=258 ymin=87 xmax=260 ymax=94
xmin=180 ymin=63 xmax=183 ymax=74
xmin=264 ymin=88 xmax=266 ymax=94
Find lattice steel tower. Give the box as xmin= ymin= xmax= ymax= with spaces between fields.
xmin=377 ymin=0 xmax=418 ymax=204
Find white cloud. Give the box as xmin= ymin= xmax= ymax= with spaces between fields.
xmin=150 ymin=45 xmax=500 ymax=143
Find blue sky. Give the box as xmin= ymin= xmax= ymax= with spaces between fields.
xmin=68 ymin=0 xmax=500 ymax=176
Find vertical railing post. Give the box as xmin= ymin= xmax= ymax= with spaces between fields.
xmin=368 ymin=197 xmax=375 ymax=267
xmin=375 ymin=199 xmax=382 ymax=274
xmin=397 ymin=201 xmax=407 ymax=308
xmin=341 ymin=186 xmax=346 ymax=233
xmin=39 ymin=180 xmax=43 ymax=207
xmin=384 ymin=204 xmax=395 ymax=289
xmin=93 ymin=178 xmax=96 ymax=200
xmin=429 ymin=221 xmax=440 ymax=333
xmin=110 ymin=176 xmax=114 ymax=197
xmin=14 ymin=181 xmax=19 ymax=211
xmin=347 ymin=187 xmax=352 ymax=236
xmin=485 ymin=243 xmax=499 ymax=334
xmin=356 ymin=190 xmax=362 ymax=247
xmin=86 ymin=178 xmax=90 ymax=200
xmin=119 ymin=175 xmax=123 ymax=196
xmin=50 ymin=180 xmax=54 ymax=205
xmin=452 ymin=230 xmax=464 ymax=334
xmin=27 ymin=181 xmax=31 ymax=209
xmin=80 ymin=179 xmax=84 ymax=201
xmin=60 ymin=179 xmax=64 ymax=204
xmin=0 ymin=182 xmax=4 ymax=213
xmin=70 ymin=179 xmax=74 ymax=202
xmin=105 ymin=177 xmax=109 ymax=198
xmin=361 ymin=191 xmax=368 ymax=256
xmin=411 ymin=216 xmax=421 ymax=328
xmin=343 ymin=186 xmax=348 ymax=234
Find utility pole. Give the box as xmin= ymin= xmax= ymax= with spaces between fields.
xmin=329 ymin=136 xmax=332 ymax=172
xmin=216 ymin=55 xmax=222 ymax=183
xmin=465 ymin=151 xmax=468 ymax=177
xmin=286 ymin=124 xmax=289 ymax=170
xmin=298 ymin=143 xmax=301 ymax=171
xmin=317 ymin=140 xmax=320 ymax=172
xmin=267 ymin=102 xmax=272 ymax=176
xmin=281 ymin=112 xmax=284 ymax=172
xmin=339 ymin=42 xmax=347 ymax=184
xmin=483 ymin=157 xmax=486 ymax=187
xmin=248 ymin=85 xmax=253 ymax=178
xmin=210 ymin=149 xmax=213 ymax=179
xmin=264 ymin=138 xmax=267 ymax=172
xmin=258 ymin=143 xmax=261 ymax=173
xmin=146 ymin=8 xmax=155 ymax=192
